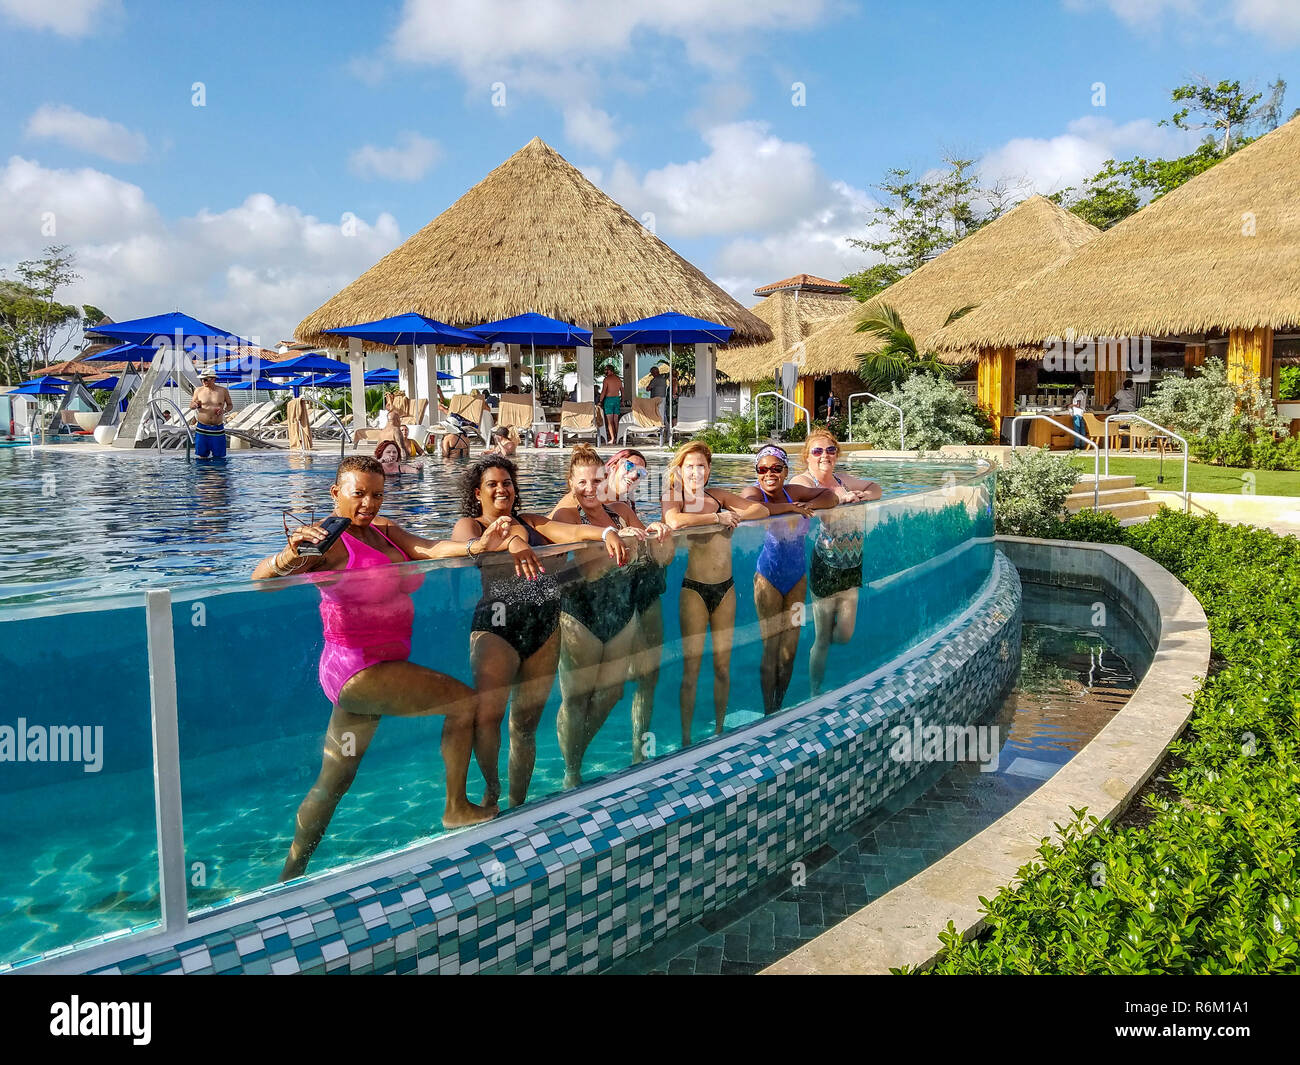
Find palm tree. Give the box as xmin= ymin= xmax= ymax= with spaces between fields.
xmin=854 ymin=303 xmax=974 ymax=391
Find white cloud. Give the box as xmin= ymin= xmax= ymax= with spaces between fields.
xmin=25 ymin=104 xmax=149 ymax=164
xmin=0 ymin=0 xmax=115 ymax=35
xmin=1061 ymin=0 xmax=1199 ymax=28
xmin=0 ymin=156 xmax=402 ymax=344
xmin=977 ymin=115 xmax=1201 ymax=196
xmin=563 ymin=104 xmax=620 ymax=155
xmin=1232 ymin=0 xmax=1300 ymax=44
xmin=606 ymin=121 xmax=830 ymax=238
xmin=713 ymin=180 xmax=878 ymax=300
xmin=347 ymin=132 xmax=441 ymax=182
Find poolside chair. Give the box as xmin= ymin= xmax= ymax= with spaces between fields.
xmin=426 ymin=392 xmax=491 ymax=447
xmin=668 ymin=396 xmax=711 ymax=442
xmin=618 ymin=397 xmax=665 ymax=446
xmin=559 ymin=401 xmax=600 ymax=447
xmin=497 ymin=393 xmax=545 ymax=444
xmin=401 ymin=397 xmax=428 ymax=427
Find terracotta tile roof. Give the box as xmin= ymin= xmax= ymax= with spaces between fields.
xmin=753 ymin=274 xmax=851 ymax=296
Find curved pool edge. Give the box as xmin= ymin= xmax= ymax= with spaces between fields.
xmin=761 ymin=536 xmax=1210 ymax=976
xmin=19 ymin=550 xmax=1020 ymax=976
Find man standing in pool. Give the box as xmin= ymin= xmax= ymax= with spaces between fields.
xmin=190 ymin=370 xmax=233 ymax=459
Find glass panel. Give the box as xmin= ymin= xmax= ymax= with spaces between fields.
xmin=0 ymin=596 xmax=159 ymax=967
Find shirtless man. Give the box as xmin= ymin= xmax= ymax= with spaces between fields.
xmin=189 ymin=371 xmax=233 ymax=459
xmin=599 ymin=366 xmax=623 ymax=444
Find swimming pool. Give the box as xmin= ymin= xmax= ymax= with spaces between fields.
xmin=0 ymin=452 xmax=998 ymax=968
xmin=0 ymin=448 xmax=979 ymax=603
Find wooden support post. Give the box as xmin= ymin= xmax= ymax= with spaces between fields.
xmin=977 ymin=346 xmax=1016 ymax=441
xmin=1227 ymin=327 xmax=1273 ymax=389
xmin=1184 ymin=343 xmax=1206 ymax=373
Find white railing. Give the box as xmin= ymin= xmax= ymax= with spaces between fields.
xmin=315 ymin=403 xmax=352 ymax=459
xmin=753 ymin=391 xmax=810 ymax=439
xmin=847 ymin=391 xmax=905 ymax=451
xmin=1010 ymin=414 xmax=1099 ymax=509
xmin=148 ymin=396 xmax=193 ymax=460
xmin=1105 ymin=413 xmax=1188 ymax=512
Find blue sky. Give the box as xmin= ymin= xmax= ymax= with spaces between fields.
xmin=1 ymin=0 xmax=1297 ymax=344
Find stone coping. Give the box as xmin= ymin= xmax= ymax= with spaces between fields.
xmin=762 ymin=536 xmax=1209 ymax=975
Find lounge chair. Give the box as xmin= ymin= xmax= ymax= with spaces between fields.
xmin=559 ymin=401 xmax=600 ymax=447
xmin=425 ymin=392 xmax=491 ymax=448
xmin=497 ymin=393 xmax=545 ymax=444
xmin=618 ymin=396 xmax=665 ymax=446
xmin=668 ymin=396 xmax=710 ymax=442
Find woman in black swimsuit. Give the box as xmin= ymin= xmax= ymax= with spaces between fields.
xmin=605 ymin=448 xmax=675 ymax=763
xmin=548 ymin=445 xmax=654 ymax=787
xmin=451 ymin=456 xmax=629 ymax=810
xmin=661 ymin=442 xmax=769 ymax=747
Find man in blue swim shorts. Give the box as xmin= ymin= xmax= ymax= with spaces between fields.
xmin=190 ymin=371 xmax=233 ymax=459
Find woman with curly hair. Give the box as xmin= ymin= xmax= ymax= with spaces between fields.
xmin=450 ymin=455 xmax=630 ymax=810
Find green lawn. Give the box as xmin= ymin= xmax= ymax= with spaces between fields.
xmin=1065 ymin=454 xmax=1300 ymax=496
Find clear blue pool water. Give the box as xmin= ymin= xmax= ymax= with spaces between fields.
xmin=0 ymin=448 xmax=996 ymax=966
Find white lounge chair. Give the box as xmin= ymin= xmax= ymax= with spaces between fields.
xmin=618 ymin=396 xmax=665 ymax=446
xmin=669 ymin=396 xmax=711 ymax=442
xmin=559 ymin=401 xmax=600 ymax=447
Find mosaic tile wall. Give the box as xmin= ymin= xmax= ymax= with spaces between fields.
xmin=90 ymin=552 xmax=1021 ymax=975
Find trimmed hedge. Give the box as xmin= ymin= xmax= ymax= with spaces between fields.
xmin=914 ymin=509 xmax=1300 ymax=974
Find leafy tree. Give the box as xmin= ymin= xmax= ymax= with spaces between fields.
xmin=1053 ymin=76 xmax=1288 ymax=228
xmin=850 ymin=372 xmax=991 ymax=451
xmin=0 ymin=246 xmax=82 ymax=384
xmin=854 ymin=303 xmax=970 ymax=392
xmin=840 ymin=262 xmax=904 ymax=302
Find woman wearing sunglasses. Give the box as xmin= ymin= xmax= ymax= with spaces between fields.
xmin=739 ymin=445 xmax=838 ymax=716
xmin=790 ymin=429 xmax=882 ymax=694
xmin=662 ymin=441 xmax=770 ymax=745
xmin=548 ymin=445 xmax=659 ymax=788
xmin=605 ymin=448 xmax=675 ymax=762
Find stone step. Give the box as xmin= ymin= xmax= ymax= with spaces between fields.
xmin=1065 ymin=487 xmax=1150 ymax=511
xmin=1070 ymin=475 xmax=1136 ymax=493
xmin=1096 ymin=500 xmax=1163 ymax=521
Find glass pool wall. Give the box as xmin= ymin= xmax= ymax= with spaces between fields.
xmin=0 ymin=472 xmax=994 ymax=968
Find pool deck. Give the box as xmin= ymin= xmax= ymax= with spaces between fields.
xmin=762 ymin=536 xmax=1209 ymax=975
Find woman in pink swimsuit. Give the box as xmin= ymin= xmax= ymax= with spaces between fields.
xmin=253 ymin=455 xmax=539 ymax=880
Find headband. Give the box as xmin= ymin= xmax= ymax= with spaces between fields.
xmin=604 ymin=448 xmax=636 ymax=470
xmin=755 ymin=445 xmax=788 ymax=468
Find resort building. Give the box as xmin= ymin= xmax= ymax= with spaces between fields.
xmin=930 ymin=113 xmax=1300 ymax=440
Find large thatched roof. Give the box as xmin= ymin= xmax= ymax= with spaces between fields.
xmin=297 ymin=137 xmax=771 ymax=348
xmin=716 ymin=288 xmax=856 ymax=383
xmin=796 ymin=196 xmax=1101 ymax=374
xmin=933 ymin=115 xmax=1300 ymax=352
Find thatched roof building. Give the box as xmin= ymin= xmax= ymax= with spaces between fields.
xmin=932 ymin=115 xmax=1300 ymax=351
xmin=296 ymin=137 xmax=771 ymax=348
xmin=716 ymin=283 xmax=856 ymax=383
xmin=798 ymin=196 xmax=1100 ymax=375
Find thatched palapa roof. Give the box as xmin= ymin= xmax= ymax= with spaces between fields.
xmin=796 ymin=196 xmax=1101 ymax=374
xmin=296 ymin=137 xmax=771 ymax=349
xmin=716 ymin=287 xmax=856 ymax=383
xmin=932 ymin=115 xmax=1300 ymax=352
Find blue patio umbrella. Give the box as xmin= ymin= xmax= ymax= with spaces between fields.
xmin=87 ymin=376 xmax=121 ymax=391
xmin=228 ymin=376 xmax=300 ymax=391
xmin=321 ymin=312 xmax=486 ymax=348
xmin=469 ymin=313 xmax=593 ymax=403
xmin=89 ymin=311 xmax=252 ymax=353
xmin=364 ymin=367 xmax=399 ymax=386
xmin=301 ymin=372 xmax=350 ymax=388
xmin=83 ymin=342 xmax=158 ymax=363
xmin=262 ymin=353 xmax=351 ymax=376
xmin=606 ymin=312 xmax=734 ymax=426
xmin=9 ymin=376 xmax=68 ymax=395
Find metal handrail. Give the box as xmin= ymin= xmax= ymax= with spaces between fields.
xmin=148 ymin=397 xmax=193 ymax=460
xmin=1105 ymin=413 xmax=1188 ymax=513
xmin=314 ymin=403 xmax=352 ymax=458
xmin=1010 ymin=414 xmax=1099 ymax=509
xmin=847 ymin=391 xmax=905 ymax=451
xmin=753 ymin=391 xmax=811 ymax=439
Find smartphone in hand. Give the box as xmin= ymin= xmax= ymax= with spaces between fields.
xmin=298 ymin=515 xmax=350 ymax=557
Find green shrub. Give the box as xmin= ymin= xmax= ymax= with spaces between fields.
xmin=692 ymin=412 xmax=758 ymax=454
xmin=1190 ymin=429 xmax=1300 ymax=471
xmin=1142 ymin=356 xmax=1285 ymax=442
xmin=1045 ymin=508 xmax=1126 ymax=543
xmin=1279 ymin=365 xmax=1300 ymax=402
xmin=851 ymin=374 xmax=992 ymax=451
xmin=993 ymin=448 xmax=1080 ymax=538
xmin=916 ymin=511 xmax=1300 ymax=974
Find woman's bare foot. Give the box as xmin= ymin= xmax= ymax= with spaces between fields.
xmin=442 ymin=801 xmax=498 ymax=828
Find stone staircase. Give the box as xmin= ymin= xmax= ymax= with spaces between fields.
xmin=1065 ymin=475 xmax=1161 ymax=525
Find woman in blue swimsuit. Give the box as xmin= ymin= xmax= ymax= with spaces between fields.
xmin=739 ymin=446 xmax=838 ymax=715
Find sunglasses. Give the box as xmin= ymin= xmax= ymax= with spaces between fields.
xmin=756 ymin=464 xmax=786 ymax=475
xmin=809 ymin=446 xmax=839 ymax=457
xmin=282 ymin=508 xmax=316 ymax=541
xmin=622 ymin=460 xmax=646 ymax=478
